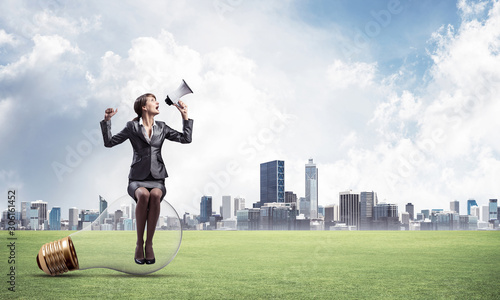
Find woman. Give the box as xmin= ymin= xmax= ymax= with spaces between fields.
xmin=100 ymin=93 xmax=193 ymax=265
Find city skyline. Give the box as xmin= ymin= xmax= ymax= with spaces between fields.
xmin=5 ymin=158 xmax=500 ymax=221
xmin=4 ymin=160 xmax=500 ymax=227
xmin=4 ymin=188 xmax=498 ymax=231
xmin=4 ymin=157 xmax=500 ymax=221
xmin=2 ymin=1 xmax=500 ymax=220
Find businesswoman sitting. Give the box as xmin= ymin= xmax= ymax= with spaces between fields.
xmin=100 ymin=94 xmax=193 ymax=265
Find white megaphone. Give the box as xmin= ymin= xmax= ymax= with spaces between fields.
xmin=165 ymin=79 xmax=193 ymax=106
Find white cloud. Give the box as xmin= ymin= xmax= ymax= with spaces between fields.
xmin=326 ymin=59 xmax=377 ymax=89
xmin=0 ymin=29 xmax=18 ymax=46
xmin=457 ymin=0 xmax=489 ymax=20
xmin=0 ymin=34 xmax=81 ymax=79
xmin=0 ymin=170 xmax=24 ymax=197
xmin=0 ymin=98 xmax=13 ymax=138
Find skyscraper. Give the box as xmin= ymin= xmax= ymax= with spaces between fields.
xmin=405 ymin=203 xmax=414 ymax=220
xmin=99 ymin=195 xmax=108 ymax=217
xmin=467 ymin=199 xmax=478 ymax=215
xmin=360 ymin=191 xmax=377 ymax=230
xmin=305 ymin=159 xmax=318 ymax=219
xmin=259 ymin=160 xmax=285 ymax=207
xmin=31 ymin=200 xmax=47 ymax=228
xmin=489 ymin=199 xmax=498 ymax=221
xmin=29 ymin=208 xmax=39 ymax=230
xmin=234 ymin=197 xmax=245 ymax=216
xmin=21 ymin=201 xmax=29 ymax=227
xmin=480 ymin=205 xmax=490 ymax=222
xmin=114 ymin=209 xmax=123 ymax=230
xmin=339 ymin=191 xmax=359 ymax=228
xmin=69 ymin=207 xmax=79 ymax=230
xmin=222 ymin=195 xmax=232 ymax=220
xmin=450 ymin=200 xmax=459 ymax=214
xmin=49 ymin=207 xmax=61 ymax=230
xmin=200 ymin=196 xmax=212 ymax=223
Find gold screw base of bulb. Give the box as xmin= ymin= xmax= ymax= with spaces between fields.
xmin=37 ymin=236 xmax=79 ymax=276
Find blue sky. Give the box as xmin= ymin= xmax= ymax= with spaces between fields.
xmin=1 ymin=0 xmax=500 ymax=219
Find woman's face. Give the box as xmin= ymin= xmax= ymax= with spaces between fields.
xmin=142 ymin=96 xmax=160 ymax=116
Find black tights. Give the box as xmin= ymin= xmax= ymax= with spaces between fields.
xmin=134 ymin=187 xmax=162 ymax=260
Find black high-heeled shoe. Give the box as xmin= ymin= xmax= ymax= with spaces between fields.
xmin=145 ymin=243 xmax=155 ymax=264
xmin=135 ymin=245 xmax=145 ymax=265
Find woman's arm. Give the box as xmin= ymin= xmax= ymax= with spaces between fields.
xmin=163 ymin=119 xmax=193 ymax=144
xmin=100 ymin=108 xmax=130 ymax=147
xmin=165 ymin=100 xmax=193 ymax=143
xmin=173 ymin=100 xmax=189 ymax=121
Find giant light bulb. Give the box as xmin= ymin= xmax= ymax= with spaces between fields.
xmin=36 ymin=195 xmax=182 ymax=276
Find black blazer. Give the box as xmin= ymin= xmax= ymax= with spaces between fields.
xmin=100 ymin=119 xmax=193 ymax=180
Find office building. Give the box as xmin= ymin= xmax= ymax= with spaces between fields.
xmin=318 ymin=205 xmax=324 ymax=218
xmin=459 ymin=215 xmax=478 ymax=230
xmin=489 ymin=199 xmax=498 ymax=220
xmin=234 ymin=197 xmax=245 ymax=216
xmin=222 ymin=195 xmax=232 ymax=220
xmin=433 ymin=211 xmax=459 ymax=230
xmin=81 ymin=209 xmax=99 ymax=223
xmin=305 ymin=159 xmax=318 ymax=219
xmin=121 ymin=204 xmax=131 ymax=219
xmin=324 ymin=204 xmax=339 ymax=222
xmin=236 ymin=208 xmax=260 ymax=230
xmin=69 ymin=207 xmax=79 ymax=230
xmin=285 ymin=191 xmax=297 ymax=204
xmin=400 ymin=212 xmax=410 ymax=230
xmin=123 ymin=218 xmax=133 ymax=230
xmin=299 ymin=197 xmax=310 ymax=218
xmin=2 ymin=210 xmax=21 ymax=230
xmin=467 ymin=199 xmax=478 ymax=215
xmin=470 ymin=206 xmax=480 ymax=218
xmin=324 ymin=204 xmax=338 ymax=230
xmin=360 ymin=191 xmax=377 ymax=230
xmin=114 ymin=210 xmax=123 ymax=230
xmin=373 ymin=202 xmax=399 ymax=230
xmin=259 ymin=160 xmax=285 ymax=207
xmin=200 ymin=196 xmax=213 ymax=223
xmin=21 ymin=201 xmax=29 ymax=227
xmin=99 ymin=195 xmax=108 ymax=218
xmin=260 ymin=202 xmax=296 ymax=230
xmin=405 ymin=203 xmax=414 ymax=220
xmin=339 ymin=191 xmax=359 ymax=228
xmin=31 ymin=200 xmax=48 ymax=228
xmin=49 ymin=207 xmax=61 ymax=230
xmin=450 ymin=200 xmax=459 ymax=214
xmin=480 ymin=205 xmax=490 ymax=222
xmin=29 ymin=208 xmax=39 ymax=230
xmin=209 ymin=214 xmax=222 ymax=229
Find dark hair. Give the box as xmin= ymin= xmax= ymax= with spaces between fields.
xmin=132 ymin=93 xmax=156 ymax=121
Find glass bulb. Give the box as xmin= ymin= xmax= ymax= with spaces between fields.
xmin=36 ymin=195 xmax=182 ymax=276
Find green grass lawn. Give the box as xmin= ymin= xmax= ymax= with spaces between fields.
xmin=2 ymin=230 xmax=499 ymax=299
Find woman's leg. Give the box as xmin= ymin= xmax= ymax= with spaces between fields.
xmin=135 ymin=187 xmax=150 ymax=260
xmin=145 ymin=188 xmax=162 ymax=260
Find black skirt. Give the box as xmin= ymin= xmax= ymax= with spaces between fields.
xmin=127 ymin=173 xmax=166 ymax=202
